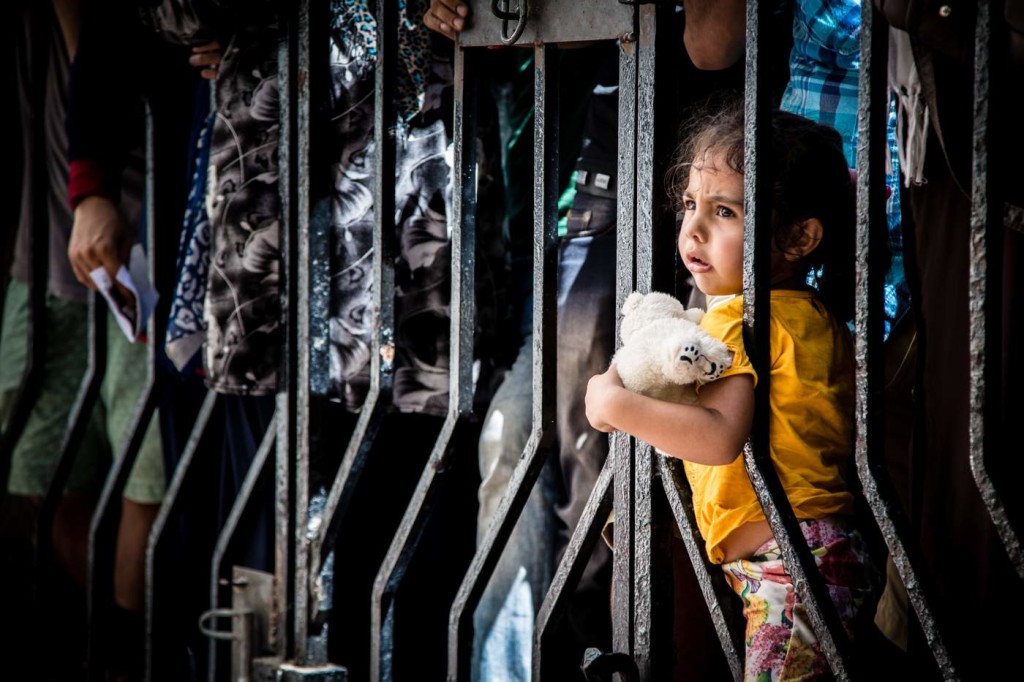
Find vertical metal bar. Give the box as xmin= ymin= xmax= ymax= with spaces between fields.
xmin=307 ymin=0 xmax=398 ymax=641
xmin=532 ymin=14 xmax=642 ymax=679
xmin=370 ymin=39 xmax=477 ymax=682
xmin=614 ymin=29 xmax=637 ymax=349
xmin=853 ymin=2 xmax=957 ymax=677
xmin=86 ymin=101 xmax=163 ymax=681
xmin=208 ymin=415 xmax=277 ymax=682
xmin=284 ymin=0 xmax=313 ymax=662
xmin=968 ymin=0 xmax=1023 ymax=577
xmin=273 ymin=388 xmax=294 ymax=663
xmin=656 ymin=457 xmax=744 ymax=680
xmin=308 ymin=0 xmax=333 ymax=405
xmin=0 ymin=0 xmax=51 ymax=490
xmin=742 ymin=0 xmax=775 ymax=465
xmin=611 ymin=15 xmax=639 ymax=671
xmin=447 ymin=41 xmax=560 ymax=681
xmin=276 ymin=0 xmax=302 ymax=661
xmin=630 ymin=6 xmax=658 ymax=676
xmin=740 ymin=1 xmax=855 ymax=679
xmin=534 ymin=458 xmax=615 ymax=680
xmin=144 ymin=391 xmax=218 ymax=681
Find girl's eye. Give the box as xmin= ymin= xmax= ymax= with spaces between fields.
xmin=716 ymin=206 xmax=735 ymax=218
xmin=682 ymin=199 xmax=696 ymax=211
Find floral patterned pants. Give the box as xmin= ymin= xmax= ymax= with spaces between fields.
xmin=721 ymin=518 xmax=873 ymax=681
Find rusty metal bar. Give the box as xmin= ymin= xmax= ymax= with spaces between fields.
xmin=520 ymin=14 xmax=639 ymax=679
xmin=144 ymin=390 xmax=218 ymax=681
xmin=275 ymin=0 xmax=307 ymax=665
xmin=283 ymin=0 xmax=315 ymax=662
xmin=0 ymin=0 xmax=52 ymax=490
xmin=628 ymin=5 xmax=660 ymax=676
xmin=447 ymin=41 xmax=560 ymax=681
xmin=611 ymin=11 xmax=639 ymax=672
xmin=852 ymin=2 xmax=956 ymax=678
xmin=207 ymin=413 xmax=277 ymax=682
xmin=370 ymin=36 xmax=477 ymax=682
xmin=86 ymin=102 xmax=163 ymax=682
xmin=739 ymin=1 xmax=855 ymax=679
xmin=968 ymin=0 xmax=1023 ymax=579
xmin=534 ymin=458 xmax=615 ymax=680
xmin=656 ymin=456 xmax=744 ymax=680
xmin=273 ymin=0 xmax=349 ymax=661
xmin=307 ymin=0 xmax=398 ymax=643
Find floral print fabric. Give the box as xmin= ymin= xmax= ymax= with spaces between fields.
xmin=184 ymin=0 xmax=498 ymax=408
xmin=203 ymin=26 xmax=282 ymax=395
xmin=330 ymin=0 xmax=431 ymax=126
xmin=165 ymin=102 xmax=214 ymax=373
xmin=721 ymin=517 xmax=873 ymax=681
xmin=325 ymin=1 xmax=459 ymax=415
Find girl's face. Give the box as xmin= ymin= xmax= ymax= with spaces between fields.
xmin=677 ymin=152 xmax=745 ymax=297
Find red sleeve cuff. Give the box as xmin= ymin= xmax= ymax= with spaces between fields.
xmin=69 ymin=159 xmax=117 ymax=209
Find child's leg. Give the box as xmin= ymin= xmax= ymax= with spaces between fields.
xmin=721 ymin=518 xmax=872 ymax=681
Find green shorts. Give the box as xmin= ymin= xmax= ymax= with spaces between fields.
xmin=0 ymin=279 xmax=165 ymax=504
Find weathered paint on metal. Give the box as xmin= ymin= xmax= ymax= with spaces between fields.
xmin=447 ymin=42 xmax=560 ymax=680
xmin=535 ymin=458 xmax=615 ymax=680
xmin=657 ymin=456 xmax=744 ymax=681
xmin=209 ymin=416 xmax=278 ymax=682
xmin=306 ymin=0 xmax=400 ymax=655
xmin=631 ymin=6 xmax=659 ymax=677
xmin=369 ymin=39 xmax=479 ymax=682
xmin=145 ymin=391 xmax=218 ymax=681
xmin=968 ymin=0 xmax=1024 ymax=580
xmin=853 ymin=2 xmax=956 ymax=678
xmin=741 ymin=1 xmax=854 ymax=678
xmin=460 ymin=0 xmax=631 ymax=47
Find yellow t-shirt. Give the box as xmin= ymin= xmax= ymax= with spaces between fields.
xmin=683 ymin=290 xmax=855 ymax=564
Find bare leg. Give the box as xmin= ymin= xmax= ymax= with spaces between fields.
xmin=51 ymin=494 xmax=96 ymax=588
xmin=113 ymin=497 xmax=159 ymax=611
xmin=103 ymin=498 xmax=159 ymax=682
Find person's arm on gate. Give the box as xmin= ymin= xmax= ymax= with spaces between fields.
xmin=682 ymin=0 xmax=746 ymax=70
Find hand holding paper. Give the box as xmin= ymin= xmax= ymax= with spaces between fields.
xmin=89 ymin=243 xmax=159 ymax=342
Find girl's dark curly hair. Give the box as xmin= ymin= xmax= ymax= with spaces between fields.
xmin=667 ymin=99 xmax=870 ymax=323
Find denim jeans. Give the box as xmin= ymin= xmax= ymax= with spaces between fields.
xmin=473 ymin=191 xmax=617 ymax=680
xmin=553 ymin=192 xmax=616 ymax=594
xmin=474 ymin=336 xmax=559 ymax=682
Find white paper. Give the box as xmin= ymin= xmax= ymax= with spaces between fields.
xmin=89 ymin=243 xmax=159 ymax=342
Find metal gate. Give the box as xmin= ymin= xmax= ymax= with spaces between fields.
xmin=3 ymin=1 xmax=1019 ymax=680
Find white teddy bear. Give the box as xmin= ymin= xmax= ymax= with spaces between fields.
xmin=612 ymin=291 xmax=733 ymax=405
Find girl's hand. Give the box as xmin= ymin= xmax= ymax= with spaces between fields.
xmin=190 ymin=40 xmax=222 ymax=80
xmin=585 ymin=363 xmax=624 ymax=433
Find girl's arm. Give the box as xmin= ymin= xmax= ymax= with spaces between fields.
xmin=585 ymin=364 xmax=753 ymax=466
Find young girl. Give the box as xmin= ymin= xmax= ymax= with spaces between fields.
xmin=585 ymin=105 xmax=873 ymax=680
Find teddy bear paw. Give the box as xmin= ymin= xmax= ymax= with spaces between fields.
xmin=695 ymin=354 xmax=724 ymax=380
xmin=678 ymin=345 xmax=702 ymax=366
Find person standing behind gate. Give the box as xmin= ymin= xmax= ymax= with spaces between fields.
xmin=96 ymin=2 xmax=284 ymax=590
xmin=869 ymin=2 xmax=1024 ymax=676
xmin=586 ymin=105 xmax=875 ymax=681
xmin=425 ymin=3 xmax=617 ymax=678
xmin=1 ymin=2 xmax=165 ymax=679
